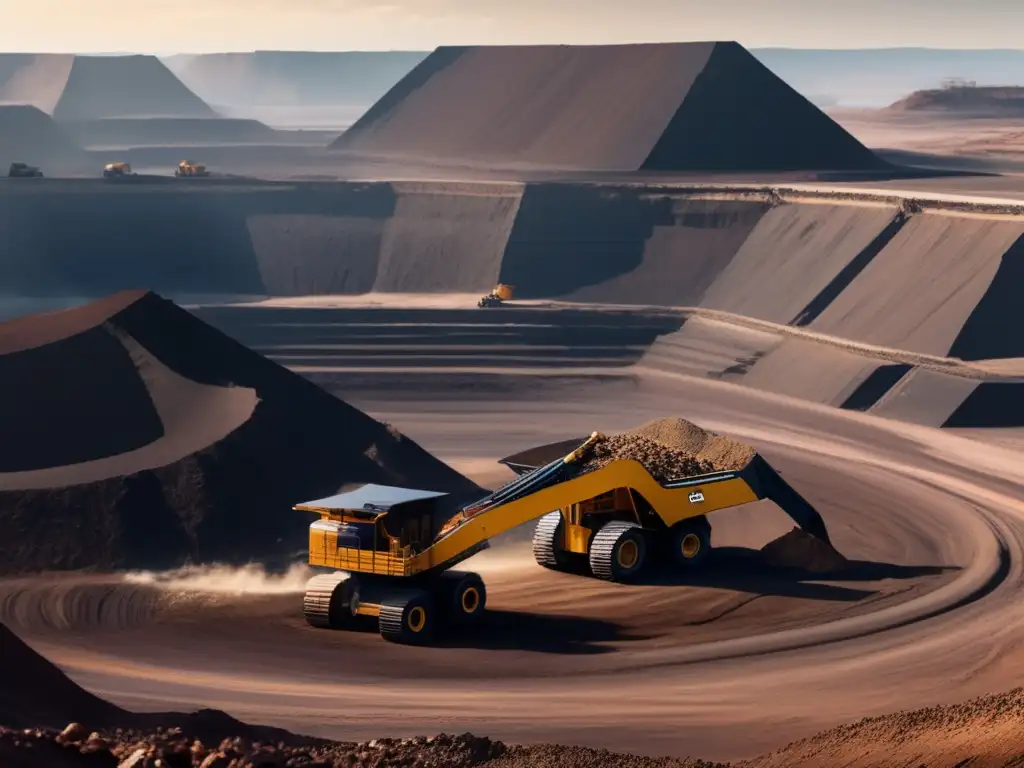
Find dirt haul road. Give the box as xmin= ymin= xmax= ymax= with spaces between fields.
xmin=2 ymin=372 xmax=1023 ymax=764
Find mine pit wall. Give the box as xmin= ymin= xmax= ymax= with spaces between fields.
xmin=869 ymin=369 xmax=981 ymax=427
xmin=945 ymin=382 xmax=1024 ymax=428
xmin=5 ymin=179 xmax=1024 ymax=430
xmin=631 ymin=200 xmax=1024 ymax=431
xmin=740 ymin=338 xmax=884 ymax=407
xmin=807 ymin=212 xmax=1024 ymax=358
xmin=700 ymin=201 xmax=902 ymax=325
xmin=372 ymin=182 xmax=523 ymax=293
xmin=639 ymin=316 xmax=783 ymax=381
xmin=0 ymin=180 xmax=524 ymax=299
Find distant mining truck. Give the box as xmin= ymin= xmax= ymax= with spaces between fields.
xmin=478 ymin=283 xmax=515 ymax=308
xmin=175 ymin=160 xmax=209 ymax=177
xmin=8 ymin=162 xmax=42 ymax=178
xmin=102 ymin=162 xmax=135 ymax=178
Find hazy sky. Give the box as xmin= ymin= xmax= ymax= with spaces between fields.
xmin=4 ymin=0 xmax=1024 ymax=54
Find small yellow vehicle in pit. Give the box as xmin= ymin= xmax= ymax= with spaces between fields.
xmin=296 ymin=432 xmax=830 ymax=645
xmin=102 ymin=162 xmax=135 ymax=178
xmin=477 ymin=283 xmax=514 ymax=307
xmin=175 ymin=160 xmax=210 ymax=177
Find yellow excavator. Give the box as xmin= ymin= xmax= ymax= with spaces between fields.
xmin=296 ymin=432 xmax=831 ymax=645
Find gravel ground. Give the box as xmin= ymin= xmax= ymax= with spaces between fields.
xmin=580 ymin=417 xmax=758 ymax=481
xmin=581 ymin=433 xmax=715 ymax=481
xmin=0 ymin=724 xmax=723 ymax=768
xmin=740 ymin=687 xmax=1024 ymax=767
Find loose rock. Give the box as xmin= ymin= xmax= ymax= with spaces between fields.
xmin=582 ymin=433 xmax=715 ymax=482
xmin=60 ymin=723 xmax=90 ymax=744
xmin=579 ymin=417 xmax=757 ymax=482
xmin=760 ymin=528 xmax=849 ymax=574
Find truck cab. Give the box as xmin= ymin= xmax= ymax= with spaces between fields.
xmin=296 ymin=483 xmax=462 ymax=577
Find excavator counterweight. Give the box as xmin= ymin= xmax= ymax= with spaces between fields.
xmin=295 ymin=429 xmax=832 ymax=645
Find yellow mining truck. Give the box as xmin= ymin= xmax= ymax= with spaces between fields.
xmin=175 ymin=160 xmax=209 ymax=177
xmin=296 ymin=432 xmax=830 ymax=645
xmin=477 ymin=283 xmax=514 ymax=308
xmin=102 ymin=162 xmax=134 ymax=178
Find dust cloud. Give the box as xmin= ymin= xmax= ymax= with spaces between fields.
xmin=123 ymin=562 xmax=314 ymax=595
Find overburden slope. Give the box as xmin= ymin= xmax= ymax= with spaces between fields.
xmin=332 ymin=41 xmax=886 ymax=172
xmin=0 ymin=105 xmax=85 ymax=167
xmin=0 ymin=54 xmax=213 ymax=120
xmin=0 ymin=291 xmax=478 ymax=574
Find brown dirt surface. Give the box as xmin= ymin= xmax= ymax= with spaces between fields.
xmin=625 ymin=416 xmax=713 ymax=455
xmin=1 ymin=621 xmax=321 ymax=750
xmin=0 ymin=622 xmax=722 ymax=767
xmin=0 ymin=726 xmax=726 ymax=768
xmin=0 ymin=292 xmax=480 ymax=574
xmin=0 ymin=622 xmax=123 ymax=730
xmin=759 ymin=528 xmax=849 ymax=574
xmin=695 ymin=434 xmax=759 ymax=470
xmin=485 ymin=744 xmax=724 ymax=768
xmin=742 ymin=687 xmax=1024 ymax=768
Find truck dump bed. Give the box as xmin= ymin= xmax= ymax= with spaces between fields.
xmin=412 ymin=433 xmax=829 ymax=572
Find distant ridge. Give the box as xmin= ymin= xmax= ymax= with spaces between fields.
xmin=888 ymin=84 xmax=1024 ymax=116
xmin=0 ymin=54 xmax=214 ymax=120
xmin=332 ymin=41 xmax=887 ymax=173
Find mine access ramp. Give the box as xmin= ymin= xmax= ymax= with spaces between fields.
xmin=295 ymin=430 xmax=831 ymax=645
